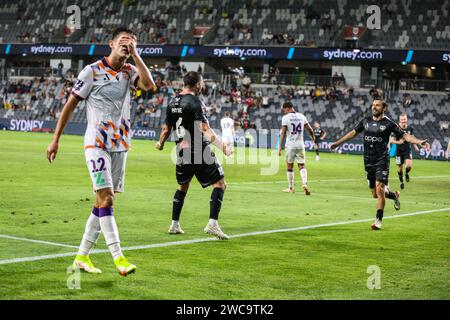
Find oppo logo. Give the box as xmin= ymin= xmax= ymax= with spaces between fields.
xmin=365 ymin=136 xmax=383 ymax=142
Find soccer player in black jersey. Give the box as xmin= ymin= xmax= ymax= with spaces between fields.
xmin=156 ymin=71 xmax=232 ymax=239
xmin=390 ymin=114 xmax=420 ymax=189
xmin=330 ymin=99 xmax=429 ymax=230
xmin=313 ymin=122 xmax=327 ymax=161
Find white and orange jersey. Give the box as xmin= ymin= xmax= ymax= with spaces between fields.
xmin=72 ymin=57 xmax=139 ymax=152
xmin=281 ymin=112 xmax=309 ymax=148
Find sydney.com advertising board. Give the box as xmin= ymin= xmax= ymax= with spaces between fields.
xmin=1 ymin=44 xmax=449 ymax=64
xmin=1 ymin=118 xmax=446 ymax=160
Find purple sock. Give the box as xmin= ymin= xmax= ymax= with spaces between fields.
xmin=99 ymin=207 xmax=114 ymax=217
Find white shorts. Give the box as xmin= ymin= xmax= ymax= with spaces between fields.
xmin=85 ymin=148 xmax=127 ymax=193
xmin=286 ymin=146 xmax=306 ymax=164
xmin=222 ymin=135 xmax=234 ymax=146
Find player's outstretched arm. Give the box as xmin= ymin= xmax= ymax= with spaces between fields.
xmin=46 ymin=95 xmax=79 ymax=163
xmin=200 ymin=122 xmax=232 ymax=156
xmin=156 ymin=124 xmax=172 ymax=150
xmin=403 ymin=133 xmax=430 ymax=149
xmin=390 ymin=135 xmax=405 ymax=144
xmin=330 ymin=129 xmax=358 ymax=150
xmin=321 ymin=130 xmax=327 ymax=140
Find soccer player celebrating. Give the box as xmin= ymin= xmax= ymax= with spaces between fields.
xmin=390 ymin=114 xmax=420 ymax=189
xmin=156 ymin=71 xmax=232 ymax=240
xmin=278 ymin=102 xmax=316 ymax=195
xmin=220 ymin=111 xmax=235 ymax=154
xmin=46 ymin=27 xmax=155 ymax=275
xmin=330 ymin=99 xmax=429 ymax=230
xmin=313 ymin=121 xmax=327 ymax=161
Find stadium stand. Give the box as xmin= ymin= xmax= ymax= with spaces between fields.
xmin=0 ymin=0 xmax=449 ymax=49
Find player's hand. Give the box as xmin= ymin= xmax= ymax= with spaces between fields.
xmin=223 ymin=144 xmax=232 ymax=157
xmin=420 ymin=140 xmax=430 ymax=150
xmin=47 ymin=141 xmax=59 ymax=163
xmin=155 ymin=141 xmax=164 ymax=151
xmin=330 ymin=142 xmax=338 ymax=150
xmin=126 ymin=38 xmax=138 ymax=57
xmin=278 ymin=148 xmax=282 ymax=157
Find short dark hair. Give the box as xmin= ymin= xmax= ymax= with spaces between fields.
xmin=282 ymin=102 xmax=294 ymax=109
xmin=111 ymin=27 xmax=136 ymax=40
xmin=225 ymin=111 xmax=231 ymax=117
xmin=183 ymin=71 xmax=201 ymax=88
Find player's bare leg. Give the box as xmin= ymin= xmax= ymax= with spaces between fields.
xmin=371 ymin=181 xmax=386 ymax=230
xmin=96 ymin=188 xmax=136 ymax=276
xmin=283 ymin=162 xmax=295 ymax=193
xmin=204 ymin=178 xmax=229 ymax=240
xmin=298 ymin=163 xmax=310 ymax=195
xmin=169 ymin=183 xmax=190 ymax=234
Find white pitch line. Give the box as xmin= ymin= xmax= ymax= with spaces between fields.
xmin=0 ymin=234 xmax=78 ymax=249
xmin=0 ymin=207 xmax=448 ymax=266
xmin=230 ymin=174 xmax=450 ymax=185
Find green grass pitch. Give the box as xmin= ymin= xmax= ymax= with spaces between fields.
xmin=0 ymin=131 xmax=449 ymax=299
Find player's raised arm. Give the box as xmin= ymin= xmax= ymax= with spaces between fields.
xmin=125 ymin=38 xmax=155 ymax=91
xmin=46 ymin=94 xmax=79 ymax=163
xmin=278 ymin=126 xmax=287 ymax=156
xmin=402 ymin=133 xmax=430 ymax=149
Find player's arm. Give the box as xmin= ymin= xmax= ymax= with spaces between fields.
xmin=330 ymin=129 xmax=358 ymax=150
xmin=278 ymin=126 xmax=287 ymax=156
xmin=127 ymin=39 xmax=155 ymax=91
xmin=46 ymin=95 xmax=79 ymax=163
xmin=402 ymin=133 xmax=429 ymax=149
xmin=155 ymin=124 xmax=172 ymax=150
xmin=200 ymin=121 xmax=231 ymax=156
xmin=389 ymin=135 xmax=405 ymax=144
xmin=305 ymin=122 xmax=317 ymax=144
xmin=320 ymin=130 xmax=327 ymax=140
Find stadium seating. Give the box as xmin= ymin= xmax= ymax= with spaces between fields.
xmin=0 ymin=0 xmax=449 ymax=49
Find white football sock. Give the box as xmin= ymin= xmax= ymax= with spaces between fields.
xmin=77 ymin=212 xmax=101 ymax=256
xmin=300 ymin=168 xmax=308 ymax=186
xmin=208 ymin=218 xmax=218 ymax=227
xmin=287 ymin=171 xmax=294 ymax=189
xmin=100 ymin=215 xmax=123 ymax=260
xmin=172 ymin=220 xmax=180 ymax=227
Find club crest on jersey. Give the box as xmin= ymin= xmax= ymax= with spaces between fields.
xmin=380 ymin=125 xmax=386 ymax=131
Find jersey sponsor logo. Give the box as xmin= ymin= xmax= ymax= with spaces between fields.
xmin=365 ymin=136 xmax=383 ymax=142
xmin=379 ymin=125 xmax=386 ymax=131
xmin=171 ymin=107 xmax=183 ymax=113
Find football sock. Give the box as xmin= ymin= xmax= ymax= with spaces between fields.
xmin=208 ymin=218 xmax=218 ymax=227
xmin=300 ymin=168 xmax=308 ymax=185
xmin=99 ymin=207 xmax=123 ymax=260
xmin=210 ymin=188 xmax=224 ymax=220
xmin=376 ymin=209 xmax=384 ymax=221
xmin=172 ymin=189 xmax=187 ymax=221
xmin=385 ymin=190 xmax=397 ymax=200
xmin=287 ymin=169 xmax=294 ymax=189
xmin=315 ymin=149 xmax=319 ymax=156
xmin=405 ymin=167 xmax=411 ymax=176
xmin=77 ymin=207 xmax=101 ymax=256
xmin=398 ymin=171 xmax=403 ymax=183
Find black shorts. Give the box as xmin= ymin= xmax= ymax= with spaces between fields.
xmin=175 ymin=148 xmax=224 ymax=188
xmin=395 ymin=153 xmax=412 ymax=165
xmin=365 ymin=156 xmax=390 ymax=188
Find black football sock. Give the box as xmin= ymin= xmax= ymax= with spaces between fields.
xmin=398 ymin=171 xmax=404 ymax=183
xmin=315 ymin=149 xmax=319 ymax=156
xmin=376 ymin=209 xmax=384 ymax=221
xmin=385 ymin=190 xmax=397 ymax=200
xmin=210 ymin=188 xmax=224 ymax=220
xmin=405 ymin=167 xmax=411 ymax=176
xmin=172 ymin=190 xmax=187 ymax=221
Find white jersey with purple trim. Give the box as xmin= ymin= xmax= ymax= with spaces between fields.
xmin=72 ymin=57 xmax=139 ymax=152
xmin=220 ymin=117 xmax=234 ymax=137
xmin=281 ymin=112 xmax=309 ymax=148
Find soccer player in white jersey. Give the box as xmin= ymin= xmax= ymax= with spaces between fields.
xmin=46 ymin=27 xmax=155 ymax=276
xmin=220 ymin=111 xmax=235 ymax=153
xmin=278 ymin=102 xmax=317 ymax=195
